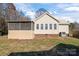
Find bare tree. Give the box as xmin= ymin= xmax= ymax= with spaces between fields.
xmin=35 ymin=8 xmax=49 ymax=18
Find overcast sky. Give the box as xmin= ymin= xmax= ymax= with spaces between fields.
xmin=14 ymin=3 xmax=79 ymax=23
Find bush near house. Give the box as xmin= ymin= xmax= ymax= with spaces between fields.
xmin=73 ymin=31 xmax=79 ymax=39
xmin=0 ymin=18 xmax=8 ymax=36
xmin=69 ymin=23 xmax=79 ymax=39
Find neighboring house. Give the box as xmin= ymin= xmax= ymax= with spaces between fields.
xmin=8 ymin=12 xmax=69 ymax=39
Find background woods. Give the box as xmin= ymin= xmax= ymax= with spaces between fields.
xmin=0 ymin=3 xmax=30 ymax=35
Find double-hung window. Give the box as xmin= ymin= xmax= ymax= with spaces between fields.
xmin=41 ymin=24 xmax=43 ymax=30
xmin=49 ymin=24 xmax=52 ymax=29
xmin=54 ymin=24 xmax=57 ymax=30
xmin=45 ymin=24 xmax=48 ymax=30
xmin=36 ymin=24 xmax=39 ymax=30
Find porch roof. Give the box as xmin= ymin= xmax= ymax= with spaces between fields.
xmin=7 ymin=20 xmax=34 ymax=23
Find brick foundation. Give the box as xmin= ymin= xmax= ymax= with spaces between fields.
xmin=34 ymin=34 xmax=59 ymax=39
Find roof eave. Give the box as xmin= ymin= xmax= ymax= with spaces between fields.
xmin=59 ymin=24 xmax=69 ymax=25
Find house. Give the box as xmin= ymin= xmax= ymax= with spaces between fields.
xmin=8 ymin=12 xmax=69 ymax=39
xmin=34 ymin=12 xmax=69 ymax=38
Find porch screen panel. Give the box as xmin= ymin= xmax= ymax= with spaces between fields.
xmin=21 ymin=23 xmax=31 ymax=30
xmin=8 ymin=23 xmax=20 ymax=30
xmin=8 ymin=22 xmax=33 ymax=30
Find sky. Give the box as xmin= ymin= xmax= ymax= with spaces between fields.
xmin=14 ymin=3 xmax=79 ymax=23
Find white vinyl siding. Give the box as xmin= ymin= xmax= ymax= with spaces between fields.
xmin=34 ymin=14 xmax=59 ymax=34
xmin=59 ymin=25 xmax=69 ymax=34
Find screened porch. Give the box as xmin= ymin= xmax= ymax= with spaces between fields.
xmin=8 ymin=21 xmax=34 ymax=30
xmin=8 ymin=21 xmax=34 ymax=39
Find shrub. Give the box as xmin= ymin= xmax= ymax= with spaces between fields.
xmin=0 ymin=17 xmax=8 ymax=36
xmin=73 ymin=31 xmax=79 ymax=39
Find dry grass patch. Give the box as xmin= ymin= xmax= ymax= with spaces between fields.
xmin=0 ymin=36 xmax=79 ymax=55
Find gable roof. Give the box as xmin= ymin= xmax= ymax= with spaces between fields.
xmin=53 ymin=16 xmax=70 ymax=25
xmin=33 ymin=12 xmax=59 ymax=23
xmin=33 ymin=12 xmax=69 ymax=25
xmin=59 ymin=20 xmax=69 ymax=25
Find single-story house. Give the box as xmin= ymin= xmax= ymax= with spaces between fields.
xmin=8 ymin=12 xmax=69 ymax=39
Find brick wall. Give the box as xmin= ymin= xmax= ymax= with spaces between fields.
xmin=34 ymin=34 xmax=59 ymax=39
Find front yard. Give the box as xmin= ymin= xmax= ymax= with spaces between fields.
xmin=0 ymin=36 xmax=79 ymax=56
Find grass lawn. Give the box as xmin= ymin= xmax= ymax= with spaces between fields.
xmin=0 ymin=36 xmax=79 ymax=55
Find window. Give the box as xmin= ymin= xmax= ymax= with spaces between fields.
xmin=45 ymin=24 xmax=48 ymax=30
xmin=41 ymin=24 xmax=43 ymax=30
xmin=54 ymin=24 xmax=57 ymax=30
xmin=36 ymin=24 xmax=39 ymax=30
xmin=49 ymin=24 xmax=52 ymax=29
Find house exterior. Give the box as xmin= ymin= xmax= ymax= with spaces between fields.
xmin=8 ymin=12 xmax=69 ymax=39
xmin=34 ymin=12 xmax=69 ymax=38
